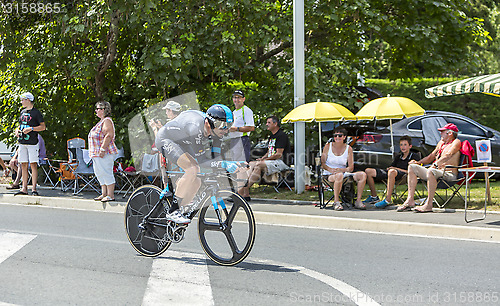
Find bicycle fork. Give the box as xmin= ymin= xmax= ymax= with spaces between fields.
xmin=211 ymin=196 xmax=228 ymax=231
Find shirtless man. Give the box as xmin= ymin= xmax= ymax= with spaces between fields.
xmin=397 ymin=123 xmax=461 ymax=213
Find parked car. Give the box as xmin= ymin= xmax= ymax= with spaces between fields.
xmin=340 ymin=111 xmax=500 ymax=171
xmin=0 ymin=140 xmax=15 ymax=163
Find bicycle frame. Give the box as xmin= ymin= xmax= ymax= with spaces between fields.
xmin=141 ymin=170 xmax=232 ymax=228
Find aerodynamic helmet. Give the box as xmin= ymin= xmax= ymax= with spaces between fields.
xmin=206 ymin=104 xmax=233 ymax=130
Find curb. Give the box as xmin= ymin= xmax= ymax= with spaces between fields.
xmin=0 ymin=194 xmax=126 ymax=213
xmin=251 ymin=212 xmax=500 ymax=243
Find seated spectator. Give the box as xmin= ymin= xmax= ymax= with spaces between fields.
xmin=321 ymin=127 xmax=367 ymax=211
xmin=238 ymin=115 xmax=290 ymax=201
xmin=0 ymin=157 xmax=8 ymax=176
xmin=397 ymin=123 xmax=461 ymax=213
xmin=363 ymin=135 xmax=421 ymax=208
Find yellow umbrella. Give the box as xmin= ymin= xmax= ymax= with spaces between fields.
xmin=355 ymin=96 xmax=425 ymax=154
xmin=282 ymin=101 xmax=356 ymax=152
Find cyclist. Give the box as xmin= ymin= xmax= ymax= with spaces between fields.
xmin=155 ymin=104 xmax=238 ymax=224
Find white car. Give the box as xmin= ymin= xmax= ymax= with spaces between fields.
xmin=0 ymin=140 xmax=16 ymax=163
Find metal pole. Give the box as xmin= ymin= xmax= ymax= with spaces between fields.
xmin=293 ymin=0 xmax=305 ymax=193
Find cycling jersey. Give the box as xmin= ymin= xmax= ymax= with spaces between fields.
xmin=155 ymin=110 xmax=222 ymax=167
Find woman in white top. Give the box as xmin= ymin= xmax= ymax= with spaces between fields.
xmin=321 ymin=128 xmax=367 ymax=211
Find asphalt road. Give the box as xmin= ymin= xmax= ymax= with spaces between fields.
xmin=1 ymin=203 xmax=499 ymax=305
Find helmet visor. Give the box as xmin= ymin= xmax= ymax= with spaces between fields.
xmin=213 ymin=119 xmax=232 ymax=130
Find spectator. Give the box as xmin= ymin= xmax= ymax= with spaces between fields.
xmin=149 ymin=100 xmax=182 ymax=135
xmin=7 ymin=135 xmax=46 ymax=190
xmin=363 ymin=135 xmax=421 ymax=208
xmin=6 ymin=149 xmax=20 ymax=188
xmin=89 ymin=101 xmax=119 ymax=202
xmin=14 ymin=92 xmax=46 ymax=196
xmin=238 ymin=115 xmax=290 ymax=201
xmin=149 ymin=100 xmax=182 ymax=189
xmin=321 ymin=127 xmax=367 ymax=211
xmin=0 ymin=157 xmax=8 ymax=176
xmin=396 ymin=123 xmax=461 ymax=213
xmin=228 ymin=90 xmax=255 ymax=163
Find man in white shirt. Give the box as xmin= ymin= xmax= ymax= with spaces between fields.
xmin=228 ymin=90 xmax=255 ymax=162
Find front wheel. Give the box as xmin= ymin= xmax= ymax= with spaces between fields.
xmin=124 ymin=185 xmax=172 ymax=257
xmin=198 ymin=190 xmax=256 ymax=266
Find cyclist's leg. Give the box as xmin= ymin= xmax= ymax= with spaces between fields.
xmin=174 ymin=152 xmax=201 ymax=207
xmin=158 ymin=139 xmax=200 ymax=223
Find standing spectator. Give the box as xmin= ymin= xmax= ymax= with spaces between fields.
xmin=89 ymin=101 xmax=119 ymax=202
xmin=14 ymin=92 xmax=45 ymax=196
xmin=148 ymin=100 xmax=182 ymax=188
xmin=7 ymin=135 xmax=46 ymax=190
xmin=321 ymin=127 xmax=367 ymax=210
xmin=149 ymin=100 xmax=182 ymax=135
xmin=238 ymin=115 xmax=290 ymax=201
xmin=362 ymin=135 xmax=421 ymax=208
xmin=228 ymin=90 xmax=255 ymax=162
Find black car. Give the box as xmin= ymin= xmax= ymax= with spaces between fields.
xmin=342 ymin=111 xmax=500 ymax=170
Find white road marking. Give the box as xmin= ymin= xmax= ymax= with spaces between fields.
xmin=253 ymin=257 xmax=381 ymax=306
xmin=0 ymin=232 xmax=36 ymax=306
xmin=142 ymin=250 xmax=214 ymax=306
xmin=0 ymin=232 xmax=36 ymax=264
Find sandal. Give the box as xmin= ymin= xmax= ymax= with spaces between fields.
xmin=333 ymin=201 xmax=344 ymax=211
xmin=354 ymin=201 xmax=367 ymax=210
xmin=396 ymin=203 xmax=415 ymax=212
xmin=101 ymin=196 xmax=115 ymax=202
xmin=6 ymin=184 xmax=20 ymax=190
xmin=94 ymin=195 xmax=105 ymax=201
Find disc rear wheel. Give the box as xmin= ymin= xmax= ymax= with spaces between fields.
xmin=124 ymin=185 xmax=172 ymax=257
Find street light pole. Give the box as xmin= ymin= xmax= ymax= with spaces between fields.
xmin=293 ymin=0 xmax=305 ymax=194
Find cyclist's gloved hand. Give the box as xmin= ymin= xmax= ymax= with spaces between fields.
xmin=221 ymin=161 xmax=240 ymax=173
xmin=211 ymin=161 xmax=240 ymax=173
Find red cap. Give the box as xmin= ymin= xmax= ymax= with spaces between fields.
xmin=438 ymin=123 xmax=459 ymax=132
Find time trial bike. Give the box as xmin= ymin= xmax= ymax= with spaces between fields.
xmin=124 ymin=169 xmax=256 ymax=266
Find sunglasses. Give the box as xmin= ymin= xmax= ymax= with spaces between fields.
xmin=333 ymin=134 xmax=344 ymax=137
xmin=96 ymin=107 xmax=105 ymax=110
xmin=213 ymin=120 xmax=231 ymax=130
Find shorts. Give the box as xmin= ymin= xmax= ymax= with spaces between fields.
xmin=375 ymin=168 xmax=406 ymax=181
xmin=92 ymin=154 xmax=116 ymax=185
xmin=409 ymin=164 xmax=457 ymax=182
xmin=264 ymin=159 xmax=289 ymax=175
xmin=18 ymin=144 xmax=39 ymax=164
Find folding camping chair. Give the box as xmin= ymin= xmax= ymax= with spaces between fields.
xmin=315 ymin=157 xmax=355 ymax=209
xmin=72 ymin=148 xmax=100 ymax=195
xmin=51 ymin=138 xmax=85 ymax=191
xmin=262 ymin=167 xmax=294 ymax=193
xmin=67 ymin=137 xmax=86 ymax=162
xmin=140 ymin=153 xmax=161 ymax=185
xmin=431 ymin=140 xmax=475 ymax=208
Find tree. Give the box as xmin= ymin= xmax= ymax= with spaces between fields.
xmin=0 ymin=0 xmax=492 ymax=156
